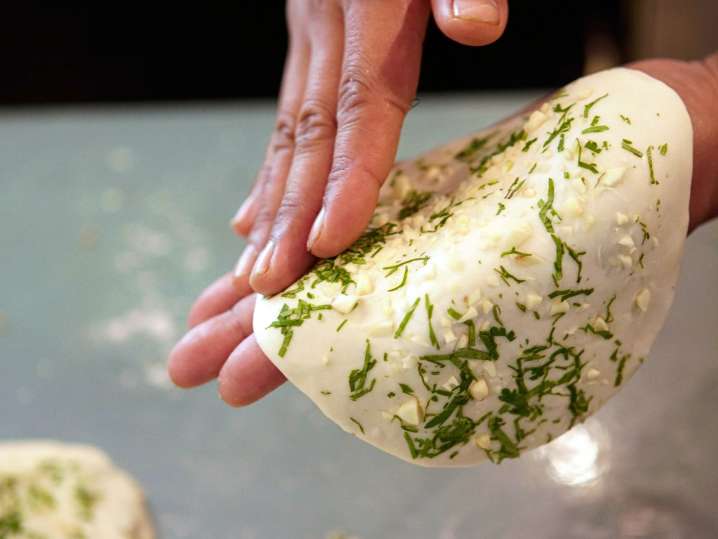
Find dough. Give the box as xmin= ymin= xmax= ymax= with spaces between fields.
xmin=254 ymin=68 xmax=692 ymax=467
xmin=0 ymin=441 xmax=155 ymax=538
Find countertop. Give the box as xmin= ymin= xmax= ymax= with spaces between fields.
xmin=1 ymin=94 xmax=717 ymax=539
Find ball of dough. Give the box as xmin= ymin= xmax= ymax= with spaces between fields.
xmin=0 ymin=440 xmax=155 ymax=538
xmin=254 ymin=68 xmax=692 ymax=467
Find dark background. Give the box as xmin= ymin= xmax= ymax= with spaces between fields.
xmin=0 ymin=3 xmax=628 ymax=105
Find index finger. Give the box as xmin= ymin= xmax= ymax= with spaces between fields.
xmin=305 ymin=0 xmax=430 ymax=258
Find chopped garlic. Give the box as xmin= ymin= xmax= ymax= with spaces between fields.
xmin=618 ymin=254 xmax=633 ymax=269
xmin=586 ymin=368 xmax=601 ymax=381
xmin=397 ymin=398 xmax=423 ymax=426
xmin=442 ymin=327 xmax=457 ymax=344
xmin=332 ymin=294 xmax=359 ymax=314
xmin=550 ymin=300 xmax=570 ymax=315
xmin=593 ymin=317 xmax=609 ymax=332
xmin=602 ymin=167 xmax=626 ymax=187
xmin=354 ymin=274 xmax=374 ymax=296
xmin=635 ymin=288 xmax=651 ymax=312
xmin=469 ymin=379 xmax=489 ymax=401
xmin=475 ymin=434 xmax=492 ymax=450
xmin=480 ymin=299 xmax=494 ymax=314
xmin=618 ymin=235 xmax=635 ymax=249
xmin=616 ymin=212 xmax=629 ymax=226
xmin=525 ymin=292 xmax=543 ymax=310
xmin=443 ymin=376 xmax=459 ymax=391
xmin=525 ymin=110 xmax=548 ymax=132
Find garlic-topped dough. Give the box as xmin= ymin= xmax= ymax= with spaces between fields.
xmin=254 ymin=68 xmax=692 ymax=467
xmin=0 ymin=441 xmax=155 ymax=538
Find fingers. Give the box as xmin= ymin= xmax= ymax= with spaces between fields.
xmin=305 ymin=0 xmax=431 ymax=260
xmin=430 ymin=0 xmax=509 ymax=46
xmin=187 ymin=272 xmax=246 ymax=329
xmin=230 ymin=11 xmax=310 ymax=290
xmin=218 ymin=335 xmax=286 ymax=407
xmin=249 ymin=2 xmax=345 ymax=294
xmin=169 ymin=294 xmax=256 ymax=388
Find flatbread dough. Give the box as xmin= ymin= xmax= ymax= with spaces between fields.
xmin=0 ymin=441 xmax=155 ymax=538
xmin=254 ymin=68 xmax=693 ymax=467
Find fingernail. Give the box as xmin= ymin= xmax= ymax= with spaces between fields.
xmin=452 ymin=0 xmax=500 ymax=24
xmin=231 ymin=198 xmax=254 ymax=229
xmin=307 ymin=208 xmax=325 ymax=251
xmin=234 ymin=245 xmax=257 ymax=280
xmin=252 ymin=240 xmax=275 ymax=279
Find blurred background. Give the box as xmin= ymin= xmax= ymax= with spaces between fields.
xmin=1 ymin=1 xmax=717 ymax=106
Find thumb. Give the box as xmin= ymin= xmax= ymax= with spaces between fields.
xmin=430 ymin=0 xmax=508 ymax=46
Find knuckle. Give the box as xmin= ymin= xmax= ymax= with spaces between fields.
xmin=274 ymin=188 xmax=305 ymax=227
xmin=271 ymin=110 xmax=296 ymax=154
xmin=338 ymin=60 xmax=412 ymax=121
xmin=337 ymin=65 xmax=374 ymax=119
xmin=294 ymin=100 xmax=336 ymax=150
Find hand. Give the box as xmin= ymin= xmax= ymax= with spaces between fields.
xmin=169 ymin=0 xmax=510 ymax=404
xmin=169 ymin=34 xmax=718 ymax=408
xmin=232 ymin=0 xmax=509 ymax=299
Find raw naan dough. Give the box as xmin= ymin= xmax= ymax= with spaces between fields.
xmin=0 ymin=441 xmax=155 ymax=538
xmin=254 ymin=68 xmax=692 ymax=467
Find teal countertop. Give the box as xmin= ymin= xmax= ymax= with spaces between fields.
xmin=1 ymin=95 xmax=717 ymax=538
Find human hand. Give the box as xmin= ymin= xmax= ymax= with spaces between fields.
xmin=168 ymin=0 xmax=510 ymax=403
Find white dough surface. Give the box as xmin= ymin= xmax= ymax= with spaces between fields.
xmin=0 ymin=440 xmax=155 ymax=538
xmin=254 ymin=68 xmax=693 ymax=467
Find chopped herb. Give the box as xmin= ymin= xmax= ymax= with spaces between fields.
xmin=464 ymin=320 xmax=476 ymax=347
xmin=582 ymin=323 xmax=613 ymax=340
xmin=488 ymin=416 xmax=520 ymax=462
xmin=0 ymin=512 xmax=22 ymax=536
xmin=501 ymin=247 xmax=531 ymax=259
xmin=621 ymin=139 xmax=643 ymax=158
xmin=577 ymin=141 xmax=599 ymax=174
xmin=320 ymin=390 xmax=331 ymax=395
xmin=620 ymin=114 xmax=632 ymax=124
xmin=659 ymin=143 xmax=668 ymax=155
xmin=548 ymin=288 xmax=594 ymax=301
xmin=496 ymin=202 xmax=506 ymax=215
xmin=584 ymin=140 xmax=602 ymax=154
xmin=425 ymin=294 xmax=439 ymax=349
xmin=583 ymin=93 xmax=608 ymax=118
xmin=582 ymin=116 xmax=609 ymax=134
xmin=529 ymin=162 xmax=537 ymax=174
xmin=387 ymin=266 xmax=408 ymax=292
xmin=383 ymin=256 xmax=429 ymax=277
xmin=336 ymin=319 xmax=348 ymax=332
xmin=399 ymin=383 xmax=415 ymax=396
xmin=348 ymin=340 xmax=377 ymax=400
xmin=516 ymin=303 xmax=527 ymax=312
xmin=447 ymin=307 xmax=462 ymax=320
xmin=350 ymin=417 xmax=365 ymax=434
xmin=647 ymin=145 xmax=658 ymax=185
xmin=424 ymin=198 xmax=465 ymax=232
xmin=494 ymin=265 xmax=526 ymax=286
xmin=505 ymin=177 xmax=526 ymax=199
xmin=75 ymin=485 xmax=99 ymax=521
xmin=544 ymin=115 xmax=574 ymax=150
xmin=522 ymin=138 xmax=537 ymax=152
xmin=394 ymin=298 xmax=421 ymax=338
xmin=604 ymin=295 xmax=616 ymax=323
xmin=399 ymin=190 xmax=432 ymax=219
xmin=455 ymin=136 xmax=489 ymax=161
xmin=270 ymin=300 xmax=332 ymax=357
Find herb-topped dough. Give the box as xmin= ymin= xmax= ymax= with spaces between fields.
xmin=0 ymin=441 xmax=155 ymax=538
xmin=254 ymin=68 xmax=692 ymax=467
